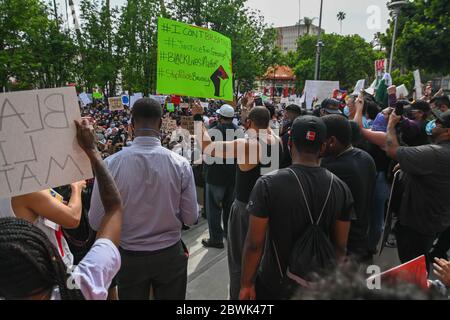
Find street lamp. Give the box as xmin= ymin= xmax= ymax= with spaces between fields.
xmin=387 ymin=1 xmax=408 ymax=74
xmin=314 ymin=0 xmax=324 ymax=80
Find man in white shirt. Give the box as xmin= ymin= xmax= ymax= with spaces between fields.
xmin=89 ymin=98 xmax=199 ymax=300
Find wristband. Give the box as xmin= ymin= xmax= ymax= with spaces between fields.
xmin=193 ymin=114 xmax=203 ymax=121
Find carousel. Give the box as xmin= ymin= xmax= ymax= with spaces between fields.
xmin=257 ymin=65 xmax=297 ymax=99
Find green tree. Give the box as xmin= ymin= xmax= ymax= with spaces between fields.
xmin=77 ymin=0 xmax=120 ymax=95
xmin=0 ymin=0 xmax=77 ymax=91
xmin=168 ymin=0 xmax=276 ymax=92
xmin=382 ymin=0 xmax=450 ymax=74
xmin=294 ymin=33 xmax=376 ymax=91
xmin=301 ymin=17 xmax=317 ymax=35
xmin=116 ymin=0 xmax=164 ymax=95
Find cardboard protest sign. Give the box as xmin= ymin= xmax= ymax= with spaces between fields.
xmin=352 ymin=79 xmax=366 ymax=95
xmin=414 ymin=70 xmax=423 ymax=99
xmin=180 ymin=116 xmax=195 ymax=135
xmin=367 ymin=255 xmax=428 ymax=290
xmin=0 ymin=87 xmax=93 ymax=198
xmin=79 ymin=93 xmax=92 ymax=106
xmin=161 ymin=118 xmax=178 ymax=135
xmin=375 ymin=59 xmax=387 ymax=77
xmin=108 ymin=97 xmax=124 ymax=111
xmin=303 ymin=80 xmax=340 ymax=109
xmin=130 ymin=93 xmax=143 ymax=109
xmin=396 ymin=84 xmax=409 ymax=99
xmin=157 ymin=17 xmax=233 ymax=101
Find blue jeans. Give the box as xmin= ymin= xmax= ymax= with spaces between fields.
xmin=205 ymin=183 xmax=234 ymax=243
xmin=368 ymin=171 xmax=390 ymax=252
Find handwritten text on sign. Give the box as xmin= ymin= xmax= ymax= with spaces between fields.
xmin=157 ymin=18 xmax=233 ymax=101
xmin=108 ymin=97 xmax=124 ymax=111
xmin=0 ymin=87 xmax=93 ymax=197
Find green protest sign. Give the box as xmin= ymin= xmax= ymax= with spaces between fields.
xmin=167 ymin=103 xmax=175 ymax=112
xmin=92 ymin=92 xmax=103 ymax=100
xmin=157 ymin=17 xmax=233 ymax=101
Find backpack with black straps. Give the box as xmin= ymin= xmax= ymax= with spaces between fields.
xmin=274 ymin=168 xmax=337 ymax=297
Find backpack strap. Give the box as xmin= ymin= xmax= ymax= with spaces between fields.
xmin=287 ymin=168 xmax=334 ymax=226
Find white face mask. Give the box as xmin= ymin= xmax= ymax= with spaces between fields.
xmin=343 ymin=106 xmax=350 ymax=117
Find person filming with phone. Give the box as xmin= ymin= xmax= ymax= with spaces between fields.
xmin=385 ymin=104 xmax=450 ymax=266
xmin=393 ymin=99 xmax=431 ymax=147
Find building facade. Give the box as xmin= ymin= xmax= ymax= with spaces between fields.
xmin=276 ymin=24 xmax=323 ymax=53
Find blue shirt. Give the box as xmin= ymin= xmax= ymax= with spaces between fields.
xmin=89 ymin=137 xmax=198 ymax=251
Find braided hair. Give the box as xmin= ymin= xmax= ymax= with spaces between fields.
xmin=0 ymin=218 xmax=84 ymax=300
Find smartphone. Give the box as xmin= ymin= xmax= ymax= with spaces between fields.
xmin=395 ymin=104 xmax=404 ymax=116
xmin=394 ymin=101 xmax=410 ymax=116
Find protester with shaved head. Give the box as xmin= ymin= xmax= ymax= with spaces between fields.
xmin=193 ymin=93 xmax=282 ymax=300
xmin=89 ymin=98 xmax=198 ymax=300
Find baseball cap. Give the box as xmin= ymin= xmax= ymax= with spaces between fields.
xmin=291 ymin=116 xmax=327 ymax=148
xmin=286 ymin=104 xmax=302 ymax=115
xmin=410 ymin=100 xmax=431 ymax=113
xmin=216 ymin=104 xmax=235 ymax=118
xmin=321 ymin=98 xmax=342 ymax=115
xmin=433 ymin=110 xmax=450 ymax=128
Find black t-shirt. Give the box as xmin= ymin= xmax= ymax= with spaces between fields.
xmin=397 ymin=141 xmax=450 ymax=235
xmin=368 ymin=143 xmax=390 ymax=172
xmin=280 ymin=130 xmax=292 ymax=169
xmin=322 ymin=148 xmax=377 ymax=255
xmin=204 ymin=123 xmax=239 ymax=186
xmin=246 ymin=165 xmax=354 ymax=296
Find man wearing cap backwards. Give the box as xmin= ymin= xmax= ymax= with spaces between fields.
xmin=239 ymin=116 xmax=353 ymax=300
xmin=386 ymin=109 xmax=450 ymax=265
xmin=202 ymin=104 xmax=241 ymax=249
xmin=319 ymin=98 xmax=344 ymax=117
xmin=397 ymin=100 xmax=431 ymax=147
xmin=192 ymin=94 xmax=281 ymax=300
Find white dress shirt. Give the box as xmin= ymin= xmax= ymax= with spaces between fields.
xmin=89 ymin=137 xmax=198 ymax=252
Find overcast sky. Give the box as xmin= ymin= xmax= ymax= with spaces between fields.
xmin=61 ymin=0 xmax=392 ymax=42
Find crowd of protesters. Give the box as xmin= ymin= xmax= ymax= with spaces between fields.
xmin=1 ymin=75 xmax=450 ymax=301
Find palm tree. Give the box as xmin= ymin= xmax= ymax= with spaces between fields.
xmin=337 ymin=11 xmax=346 ymax=34
xmin=298 ymin=17 xmax=317 ymax=36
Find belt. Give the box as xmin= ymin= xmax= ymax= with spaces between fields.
xmin=119 ymin=240 xmax=181 ymax=256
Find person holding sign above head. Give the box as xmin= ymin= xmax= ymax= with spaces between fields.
xmin=88 ymin=98 xmax=198 ymax=300
xmin=0 ymin=119 xmax=123 ymax=300
xmin=192 ymin=93 xmax=281 ymax=300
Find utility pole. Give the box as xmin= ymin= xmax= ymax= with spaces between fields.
xmin=387 ymin=1 xmax=407 ymax=74
xmin=298 ymin=0 xmax=301 ymax=39
xmin=314 ymin=0 xmax=324 ymax=80
xmin=53 ymin=0 xmax=58 ymax=21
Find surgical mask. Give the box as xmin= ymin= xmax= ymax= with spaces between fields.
xmin=343 ymin=106 xmax=350 ymax=117
xmin=426 ymin=120 xmax=436 ymax=136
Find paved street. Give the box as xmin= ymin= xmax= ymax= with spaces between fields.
xmin=183 ymin=217 xmax=402 ymax=300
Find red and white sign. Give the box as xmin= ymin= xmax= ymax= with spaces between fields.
xmin=375 ymin=59 xmax=388 ymax=76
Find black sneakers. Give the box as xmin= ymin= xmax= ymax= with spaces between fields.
xmin=202 ymin=238 xmax=224 ymax=249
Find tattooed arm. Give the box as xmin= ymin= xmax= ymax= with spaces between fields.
xmin=386 ymin=112 xmax=402 ymax=160
xmin=75 ymin=120 xmax=123 ymax=247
